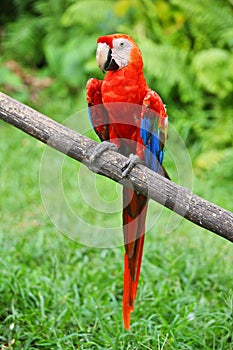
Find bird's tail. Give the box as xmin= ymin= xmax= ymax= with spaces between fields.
xmin=122 ymin=186 xmax=148 ymax=330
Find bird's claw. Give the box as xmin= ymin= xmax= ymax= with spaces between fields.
xmin=122 ymin=154 xmax=141 ymax=178
xmin=89 ymin=141 xmax=118 ymax=172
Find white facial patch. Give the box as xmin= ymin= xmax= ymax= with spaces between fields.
xmin=111 ymin=38 xmax=133 ymax=69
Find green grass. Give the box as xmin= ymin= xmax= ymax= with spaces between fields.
xmin=0 ymin=121 xmax=233 ymax=350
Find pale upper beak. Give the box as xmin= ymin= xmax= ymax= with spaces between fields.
xmin=96 ymin=43 xmax=110 ymax=72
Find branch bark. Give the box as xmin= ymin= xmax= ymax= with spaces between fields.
xmin=0 ymin=92 xmax=233 ymax=242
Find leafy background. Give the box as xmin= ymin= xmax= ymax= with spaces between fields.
xmin=1 ymin=0 xmax=232 ymax=204
xmin=0 ymin=0 xmax=233 ymax=349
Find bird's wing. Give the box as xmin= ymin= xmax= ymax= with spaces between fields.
xmin=86 ymin=78 xmax=110 ymax=142
xmin=140 ymin=88 xmax=168 ymax=172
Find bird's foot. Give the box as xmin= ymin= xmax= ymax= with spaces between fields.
xmin=122 ymin=154 xmax=141 ymax=178
xmin=89 ymin=141 xmax=118 ymax=172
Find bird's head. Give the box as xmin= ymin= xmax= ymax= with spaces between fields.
xmin=96 ymin=34 xmax=143 ymax=73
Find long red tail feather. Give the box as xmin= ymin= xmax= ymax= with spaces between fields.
xmin=122 ymin=187 xmax=148 ymax=330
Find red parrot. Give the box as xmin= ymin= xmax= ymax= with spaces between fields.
xmin=86 ymin=34 xmax=168 ymax=330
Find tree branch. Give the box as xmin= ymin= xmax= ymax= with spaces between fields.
xmin=0 ymin=92 xmax=232 ymax=242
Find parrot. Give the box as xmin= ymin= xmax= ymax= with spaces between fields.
xmin=86 ymin=33 xmax=168 ymax=330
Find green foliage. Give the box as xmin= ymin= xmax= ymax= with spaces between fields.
xmin=3 ymin=15 xmax=44 ymax=65
xmin=192 ymin=48 xmax=233 ymax=98
xmin=2 ymin=0 xmax=232 ymax=165
xmin=61 ymin=0 xmax=116 ymax=29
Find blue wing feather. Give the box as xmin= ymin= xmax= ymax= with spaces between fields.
xmin=140 ymin=114 xmax=164 ymax=172
xmin=88 ymin=107 xmax=94 ymax=128
xmin=140 ymin=89 xmax=167 ymax=173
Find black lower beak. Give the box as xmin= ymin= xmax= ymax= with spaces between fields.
xmin=103 ymin=49 xmax=119 ymax=72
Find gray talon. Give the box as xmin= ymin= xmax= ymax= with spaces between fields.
xmin=89 ymin=141 xmax=118 ymax=171
xmin=122 ymin=154 xmax=141 ymax=177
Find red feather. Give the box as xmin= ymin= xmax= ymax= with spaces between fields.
xmin=122 ymin=187 xmax=147 ymax=329
xmin=97 ymin=36 xmax=114 ymax=48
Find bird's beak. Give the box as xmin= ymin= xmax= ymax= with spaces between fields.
xmin=96 ymin=43 xmax=109 ymax=72
xmin=96 ymin=43 xmax=119 ymax=73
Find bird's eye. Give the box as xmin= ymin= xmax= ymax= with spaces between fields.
xmin=119 ymin=42 xmax=124 ymax=47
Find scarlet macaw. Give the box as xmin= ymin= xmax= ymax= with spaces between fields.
xmin=86 ymin=34 xmax=168 ymax=330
